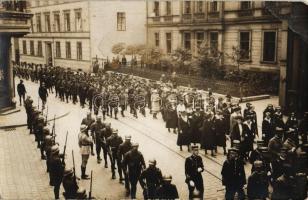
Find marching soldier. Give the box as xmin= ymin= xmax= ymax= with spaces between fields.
xmin=106 ymin=129 xmax=123 ymax=180
xmin=221 ymin=148 xmax=246 ymax=200
xmin=49 ymin=145 xmax=65 ymax=199
xmin=185 ymin=145 xmax=204 ymax=199
xmin=123 ymin=143 xmax=146 ymax=198
xmin=156 ymin=175 xmax=179 ymax=200
xmin=81 ymin=112 xmax=95 ymax=129
xmin=38 ymin=82 xmax=48 ymax=109
xmin=24 ymin=96 xmax=33 ymax=131
xmin=118 ymin=135 xmax=133 ymax=186
xmin=119 ymin=90 xmax=127 ymax=117
xmin=151 ymin=90 xmax=161 ymax=119
xmin=78 ymin=124 xmax=94 ymax=179
xmin=90 ymin=115 xmax=106 ymax=164
xmin=109 ymin=91 xmax=119 ymax=119
xmin=139 ymin=159 xmax=163 ymax=199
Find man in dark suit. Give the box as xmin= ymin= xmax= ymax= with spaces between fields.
xmin=38 ymin=82 xmax=48 ymax=109
xmin=17 ymin=79 xmax=26 ymax=105
xmin=231 ymin=115 xmax=244 ymax=147
xmin=262 ymin=111 xmax=275 ymax=145
xmin=185 ymin=145 xmax=204 ymax=199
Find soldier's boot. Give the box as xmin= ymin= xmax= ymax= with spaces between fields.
xmin=81 ymin=166 xmax=89 ymax=180
xmin=223 ymin=147 xmax=227 ymax=155
xmin=112 ymin=172 xmax=116 ymax=179
xmin=97 ymin=156 xmax=102 ymax=164
xmin=119 ymin=169 xmax=124 ymax=183
xmin=115 ymin=112 xmax=118 ymax=120
xmin=40 ymin=147 xmax=46 ymax=160
xmin=121 ymin=110 xmax=125 ymax=117
xmin=104 ymin=160 xmax=108 ymax=168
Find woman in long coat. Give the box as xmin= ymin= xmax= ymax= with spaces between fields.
xmin=215 ymin=111 xmax=227 ymax=155
xmin=201 ymin=112 xmax=216 ymax=156
xmin=165 ymin=103 xmax=178 ymax=133
xmin=177 ymin=111 xmax=191 ymax=151
xmin=189 ymin=108 xmax=204 ymax=144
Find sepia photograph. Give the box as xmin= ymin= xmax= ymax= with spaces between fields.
xmin=0 ymin=0 xmax=307 ymax=199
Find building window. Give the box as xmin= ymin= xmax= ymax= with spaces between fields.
xmin=64 ymin=11 xmax=71 ymax=32
xmin=30 ymin=41 xmax=34 ymax=56
xmin=154 ymin=1 xmax=160 ymax=17
xmin=166 ymin=33 xmax=172 ymax=54
xmin=65 ymin=42 xmax=71 ymax=59
xmin=263 ymin=31 xmax=276 ymax=62
xmin=54 ymin=13 xmax=60 ymax=32
xmin=36 ymin=14 xmax=41 ymax=32
xmin=184 ymin=32 xmax=191 ymax=50
xmin=240 ymin=1 xmax=252 ymax=10
xmin=77 ymin=42 xmax=82 ymax=60
xmin=22 ymin=40 xmax=27 ymax=54
xmin=239 ymin=31 xmax=250 ymax=60
xmin=55 ymin=42 xmax=61 ymax=58
xmin=75 ymin=9 xmax=82 ymax=32
xmin=166 ymin=1 xmax=171 ymax=16
xmin=210 ymin=2 xmax=218 ymax=12
xmin=196 ymin=1 xmax=203 ymax=13
xmin=184 ymin=1 xmax=191 ymax=14
xmin=196 ymin=32 xmax=205 ymax=48
xmin=210 ymin=32 xmax=218 ymax=51
xmin=154 ymin=32 xmax=160 ymax=47
xmin=117 ymin=12 xmax=126 ymax=31
xmin=44 ymin=13 xmax=51 ymax=32
xmin=37 ymin=41 xmax=43 ymax=56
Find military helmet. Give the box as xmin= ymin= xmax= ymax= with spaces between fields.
xmin=148 ymin=159 xmax=157 ymax=165
xmin=80 ymin=124 xmax=87 ymax=132
xmin=163 ymin=174 xmax=172 ymax=181
xmin=63 ymin=168 xmax=74 ymax=177
xmin=50 ymin=145 xmax=60 ymax=155
xmin=124 ymin=135 xmax=131 ymax=140
xmin=253 ymin=160 xmax=263 ymax=168
xmin=45 ymin=135 xmax=53 ymax=143
xmin=132 ymin=142 xmax=139 ymax=147
xmin=112 ymin=129 xmax=118 ymax=134
xmin=43 ymin=128 xmax=50 ymax=135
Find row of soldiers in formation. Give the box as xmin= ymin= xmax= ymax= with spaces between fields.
xmin=17 ymin=63 xmax=308 ymax=199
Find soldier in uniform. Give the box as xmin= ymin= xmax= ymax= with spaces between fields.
xmin=156 ymin=175 xmax=179 ymax=200
xmin=151 ymin=90 xmax=161 ymax=119
xmin=62 ymin=168 xmax=79 ymax=199
xmin=78 ymin=124 xmax=94 ymax=179
xmin=49 ymin=145 xmax=65 ymax=199
xmin=139 ymin=159 xmax=163 ymax=199
xmin=247 ymin=161 xmax=269 ymax=200
xmin=118 ymin=135 xmax=133 ymax=186
xmin=81 ymin=112 xmax=95 ymax=129
xmin=123 ymin=143 xmax=146 ymax=198
xmin=119 ymin=90 xmax=127 ymax=117
xmin=268 ymin=127 xmax=284 ymax=160
xmin=106 ymin=129 xmax=123 ymax=180
xmin=185 ymin=145 xmax=204 ymax=199
xmin=24 ymin=96 xmax=33 ymax=130
xmin=38 ymin=82 xmax=48 ymax=109
xmin=109 ymin=91 xmax=119 ymax=119
xmin=221 ymin=148 xmax=246 ymax=200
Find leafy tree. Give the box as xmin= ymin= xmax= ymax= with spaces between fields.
xmin=111 ymin=42 xmax=126 ymax=55
xmin=195 ymin=42 xmax=224 ymax=78
xmin=171 ymin=47 xmax=192 ymax=74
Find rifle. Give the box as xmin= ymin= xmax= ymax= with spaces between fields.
xmin=37 ymin=97 xmax=40 ymax=109
xmin=89 ymin=170 xmax=93 ymax=199
xmin=45 ymin=106 xmax=48 ymax=123
xmin=72 ymin=150 xmax=77 ymax=181
xmin=62 ymin=131 xmax=68 ymax=164
xmin=51 ymin=115 xmax=56 ymax=141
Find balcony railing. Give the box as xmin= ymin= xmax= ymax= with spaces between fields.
xmin=163 ymin=15 xmax=173 ymax=22
xmin=182 ymin=13 xmax=192 ymax=20
xmin=238 ymin=9 xmax=253 ymax=17
xmin=208 ymin=11 xmax=219 ymax=18
xmin=194 ymin=12 xmax=205 ymax=19
xmin=0 ymin=0 xmax=27 ymax=12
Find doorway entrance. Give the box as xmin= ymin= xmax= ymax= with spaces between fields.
xmin=45 ymin=42 xmax=52 ymax=66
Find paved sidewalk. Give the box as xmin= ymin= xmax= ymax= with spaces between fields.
xmin=0 ymin=125 xmax=53 ymax=199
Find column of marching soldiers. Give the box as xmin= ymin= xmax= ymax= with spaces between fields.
xmin=15 ymin=62 xmax=308 ymax=200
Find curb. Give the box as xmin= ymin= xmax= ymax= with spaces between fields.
xmin=0 ymin=111 xmax=70 ymax=130
xmin=241 ymin=95 xmax=271 ymax=102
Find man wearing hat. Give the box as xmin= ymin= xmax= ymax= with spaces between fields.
xmin=90 ymin=116 xmax=105 ymax=164
xmin=17 ymin=79 xmax=26 ymax=106
xmin=139 ymin=159 xmax=163 ymax=199
xmin=156 ymin=175 xmax=179 ymax=200
xmin=221 ymin=148 xmax=246 ymax=200
xmin=118 ymin=135 xmax=133 ymax=186
xmin=123 ymin=143 xmax=146 ymax=198
xmin=106 ymin=129 xmax=123 ymax=180
xmin=231 ymin=115 xmax=244 ymax=147
xmin=185 ymin=145 xmax=204 ymax=199
xmin=268 ymin=127 xmax=284 ymax=159
xmin=49 ymin=145 xmax=65 ymax=199
xmin=78 ymin=124 xmax=94 ymax=179
xmin=38 ymin=82 xmax=48 ymax=109
xmin=243 ymin=102 xmax=252 ymax=120
xmin=263 ymin=104 xmax=275 ymax=119
xmin=24 ymin=96 xmax=33 ymax=130
xmin=247 ymin=161 xmax=269 ymax=200
xmin=62 ymin=168 xmax=79 ymax=199
xmin=81 ymin=112 xmax=95 ymax=131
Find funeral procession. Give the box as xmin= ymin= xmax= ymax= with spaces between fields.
xmin=0 ymin=0 xmax=307 ymax=199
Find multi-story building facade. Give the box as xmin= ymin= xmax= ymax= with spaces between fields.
xmin=146 ymin=1 xmax=289 ymax=73
xmin=1 ymin=0 xmax=32 ymax=111
xmin=16 ymin=0 xmax=146 ymax=71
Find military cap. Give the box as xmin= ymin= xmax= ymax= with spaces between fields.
xmin=63 ymin=168 xmax=74 ymax=177
xmin=233 ymin=107 xmax=241 ymax=112
xmin=45 ymin=135 xmax=53 ymax=142
xmin=275 ymin=126 xmax=284 ymax=131
xmin=228 ymin=148 xmax=239 ymax=154
xmin=256 ymin=140 xmax=265 ymax=147
xmin=124 ymin=135 xmax=131 ymax=140
xmin=253 ymin=160 xmax=263 ymax=168
xmin=246 ymin=102 xmax=252 ymax=107
xmin=163 ymin=175 xmax=172 ymax=181
xmin=232 ymin=140 xmax=241 ymax=150
xmin=148 ymin=159 xmax=157 ymax=165
xmin=191 ymin=145 xmax=199 ymax=150
xmin=132 ymin=143 xmax=139 ymax=147
xmin=112 ymin=129 xmax=118 ymax=134
xmin=80 ymin=124 xmax=87 ymax=132
xmin=43 ymin=128 xmax=50 ymax=135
